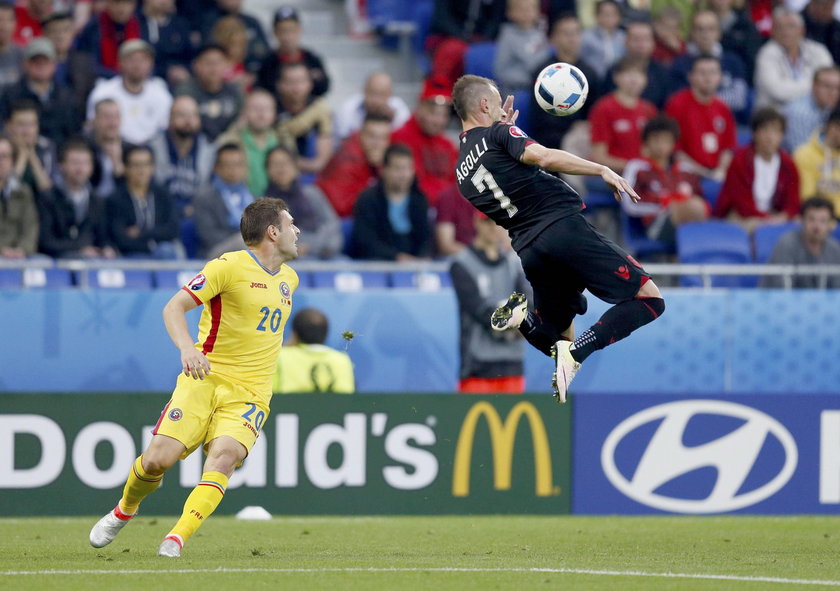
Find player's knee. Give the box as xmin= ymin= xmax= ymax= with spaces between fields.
xmin=643 ymin=296 xmax=665 ymax=319
xmin=141 ymin=452 xmax=177 ymax=476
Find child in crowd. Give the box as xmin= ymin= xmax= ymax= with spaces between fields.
xmin=623 ymin=115 xmax=709 ymax=247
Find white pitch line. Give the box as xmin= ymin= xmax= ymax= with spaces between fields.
xmin=0 ymin=567 xmax=838 ymax=586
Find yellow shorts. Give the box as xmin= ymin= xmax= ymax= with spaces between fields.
xmin=153 ymin=373 xmax=270 ymax=459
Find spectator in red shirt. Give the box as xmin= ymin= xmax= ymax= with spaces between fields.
xmin=714 ymin=107 xmax=801 ymax=232
xmin=435 ymin=182 xmax=478 ymax=255
xmin=390 ymin=80 xmax=458 ymax=207
xmin=665 ymin=55 xmax=737 ymax=181
xmin=13 ymin=0 xmax=52 ymax=46
xmin=590 ymin=56 xmax=658 ymax=173
xmin=623 ymin=115 xmax=709 ymax=247
xmin=316 ymin=112 xmax=391 ymax=218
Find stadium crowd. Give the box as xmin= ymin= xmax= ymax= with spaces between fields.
xmin=0 ymin=0 xmax=839 ymax=272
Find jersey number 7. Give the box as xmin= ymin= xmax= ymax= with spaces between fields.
xmin=471 ymin=164 xmax=518 ymax=218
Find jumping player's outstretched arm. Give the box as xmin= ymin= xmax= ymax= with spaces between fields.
xmin=163 ymin=289 xmax=211 ymax=380
xmin=521 ymin=142 xmax=640 ymax=203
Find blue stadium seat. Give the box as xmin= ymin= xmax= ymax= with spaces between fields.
xmin=22 ymin=268 xmax=73 ymax=288
xmin=390 ymin=270 xmax=452 ymax=290
xmin=677 ymin=221 xmax=753 ymax=287
xmin=310 ymin=271 xmax=389 ymax=291
xmin=464 ymin=42 xmax=497 ymax=78
xmin=753 ymin=222 xmax=800 ymax=263
xmin=736 ymin=125 xmax=751 ymax=147
xmin=620 ymin=210 xmax=673 ymax=259
xmin=833 ymin=223 xmax=840 ymax=243
xmin=701 ymin=178 xmax=723 ymax=209
xmin=83 ymin=269 xmax=154 ymax=289
xmin=0 ymin=269 xmax=22 ymax=288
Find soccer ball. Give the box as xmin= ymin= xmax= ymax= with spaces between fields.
xmin=533 ymin=62 xmax=589 ymax=117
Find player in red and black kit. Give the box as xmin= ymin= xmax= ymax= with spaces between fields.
xmin=452 ymin=74 xmax=665 ymax=402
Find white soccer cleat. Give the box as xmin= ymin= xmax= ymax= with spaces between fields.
xmin=89 ymin=506 xmax=132 ymax=548
xmin=491 ymin=292 xmax=528 ymax=331
xmin=158 ymin=535 xmax=183 ymax=558
xmin=551 ymin=340 xmax=581 ymax=404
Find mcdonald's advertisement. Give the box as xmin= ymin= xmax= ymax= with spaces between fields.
xmin=0 ymin=394 xmax=572 ymax=515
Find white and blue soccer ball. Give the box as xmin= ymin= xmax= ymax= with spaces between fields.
xmin=533 ymin=62 xmax=589 ymax=117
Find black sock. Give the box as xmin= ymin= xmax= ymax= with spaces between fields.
xmin=519 ymin=310 xmax=561 ymax=357
xmin=570 ymin=297 xmax=665 ymax=363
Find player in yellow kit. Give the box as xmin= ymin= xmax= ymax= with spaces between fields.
xmin=89 ymin=198 xmax=300 ymax=557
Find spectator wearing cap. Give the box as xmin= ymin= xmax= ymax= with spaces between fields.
xmin=75 ymin=0 xmax=142 ymax=79
xmin=42 ymin=12 xmax=96 ymax=114
xmin=0 ymin=38 xmax=80 ymax=146
xmin=86 ymin=39 xmax=173 ymax=145
xmin=390 ymin=80 xmax=458 ymax=206
xmin=275 ymin=62 xmax=333 ymax=175
xmin=198 ymin=0 xmax=270 ymax=75
xmin=13 ymin=0 xmax=53 ymax=47
xmin=0 ymin=4 xmax=23 ymax=87
xmin=139 ymin=0 xmax=193 ymax=87
xmin=333 ymin=71 xmax=410 ymax=141
xmin=257 ymin=6 xmax=329 ymax=98
xmin=176 ymin=43 xmax=243 ymax=142
xmin=316 ymin=112 xmax=391 ymax=218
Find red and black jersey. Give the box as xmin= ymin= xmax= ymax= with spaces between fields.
xmin=455 ymin=122 xmax=583 ymax=251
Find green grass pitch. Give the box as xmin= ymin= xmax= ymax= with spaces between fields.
xmin=1 ymin=516 xmax=839 ymax=590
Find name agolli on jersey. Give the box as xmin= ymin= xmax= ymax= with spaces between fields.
xmin=456 ymin=138 xmax=489 ymax=183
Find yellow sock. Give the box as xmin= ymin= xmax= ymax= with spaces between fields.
xmin=118 ymin=456 xmax=163 ymax=516
xmin=167 ymin=471 xmax=228 ymax=545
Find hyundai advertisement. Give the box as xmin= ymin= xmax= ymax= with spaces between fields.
xmin=574 ymin=395 xmax=840 ymax=514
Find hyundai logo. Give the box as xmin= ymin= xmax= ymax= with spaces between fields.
xmin=601 ymin=400 xmax=798 ymax=514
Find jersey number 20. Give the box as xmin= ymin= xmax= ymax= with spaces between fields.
xmin=257 ymin=306 xmax=282 ymax=332
xmin=471 ymin=164 xmax=518 ymax=218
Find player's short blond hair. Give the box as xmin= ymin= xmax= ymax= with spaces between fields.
xmin=240 ymin=198 xmax=289 ymax=247
xmin=452 ymin=75 xmax=498 ymax=122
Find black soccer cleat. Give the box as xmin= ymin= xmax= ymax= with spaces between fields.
xmin=490 ymin=292 xmax=528 ymax=331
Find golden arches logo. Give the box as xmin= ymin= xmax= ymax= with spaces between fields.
xmin=452 ymin=401 xmax=553 ymax=497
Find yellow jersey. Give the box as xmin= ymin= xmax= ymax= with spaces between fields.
xmin=273 ymin=344 xmax=355 ymax=394
xmin=182 ymin=250 xmax=299 ymax=395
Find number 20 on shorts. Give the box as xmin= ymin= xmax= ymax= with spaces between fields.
xmin=241 ymin=403 xmax=265 ymax=431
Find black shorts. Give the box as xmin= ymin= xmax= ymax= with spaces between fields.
xmin=517 ymin=213 xmax=649 ymax=332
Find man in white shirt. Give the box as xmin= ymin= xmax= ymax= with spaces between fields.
xmin=333 ymin=71 xmax=410 ymax=140
xmin=86 ymin=39 xmax=173 ymax=145
xmin=754 ymin=7 xmax=833 ymax=110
